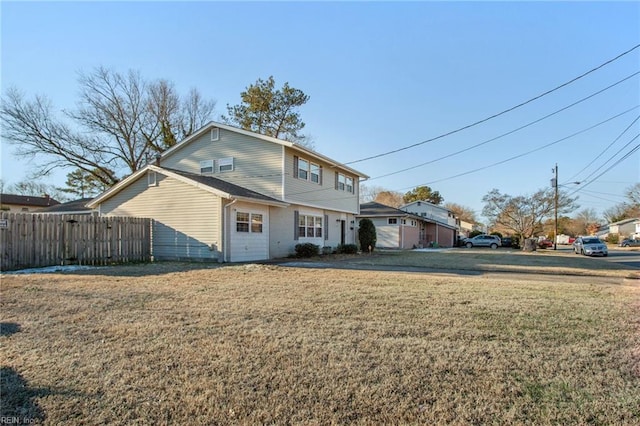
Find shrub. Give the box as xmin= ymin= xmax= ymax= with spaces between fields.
xmin=294 ymin=243 xmax=320 ymax=258
xmin=358 ymin=219 xmax=376 ymax=252
xmin=336 ymin=244 xmax=358 ymax=254
xmin=606 ymin=233 xmax=619 ymax=244
xmin=469 ymin=230 xmax=483 ymax=238
xmin=490 ymin=231 xmax=503 ymax=239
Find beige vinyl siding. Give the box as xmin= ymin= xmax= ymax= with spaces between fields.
xmin=161 ymin=128 xmax=283 ymax=200
xmin=284 ymin=148 xmax=360 ymax=213
xmin=229 ymin=201 xmax=269 ymax=262
xmin=269 ymin=206 xmax=358 ymax=258
xmin=99 ymin=172 xmax=222 ymax=261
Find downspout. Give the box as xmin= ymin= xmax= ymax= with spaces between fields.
xmin=223 ymin=198 xmax=238 ymax=262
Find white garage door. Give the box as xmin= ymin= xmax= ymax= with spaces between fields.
xmin=230 ymin=207 xmax=269 ymax=262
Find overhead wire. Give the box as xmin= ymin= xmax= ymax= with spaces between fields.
xmin=368 ymin=71 xmax=639 ymax=181
xmin=566 ymin=134 xmax=640 ymax=197
xmin=344 ymin=44 xmax=640 ymax=165
xmin=565 ymin=113 xmax=640 ymax=183
xmin=285 ymin=106 xmax=639 ymax=202
xmin=398 ymin=106 xmax=639 ymax=189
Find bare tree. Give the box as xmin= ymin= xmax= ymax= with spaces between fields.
xmin=444 ymin=202 xmax=478 ymax=224
xmin=5 ymin=180 xmax=68 ymax=202
xmin=374 ymin=190 xmax=404 ymax=208
xmin=1 ymin=66 xmax=215 ymax=186
xmin=569 ymin=208 xmax=601 ymax=236
xmin=482 ymin=188 xmax=578 ymax=239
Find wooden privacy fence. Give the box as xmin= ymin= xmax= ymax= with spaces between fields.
xmin=0 ymin=213 xmax=151 ymax=271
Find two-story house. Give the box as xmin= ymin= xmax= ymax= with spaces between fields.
xmin=87 ymin=122 xmax=368 ymax=262
xmin=399 ymin=200 xmax=458 ymax=247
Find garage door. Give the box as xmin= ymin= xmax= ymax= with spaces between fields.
xmin=230 ymin=207 xmax=269 ymax=262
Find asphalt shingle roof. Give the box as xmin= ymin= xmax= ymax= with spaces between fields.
xmin=163 ymin=168 xmax=285 ymax=205
xmin=0 ymin=193 xmax=60 ymax=207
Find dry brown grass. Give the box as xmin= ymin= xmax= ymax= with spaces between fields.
xmin=1 ymin=262 xmax=639 ymax=425
xmin=338 ymin=249 xmax=639 ymax=278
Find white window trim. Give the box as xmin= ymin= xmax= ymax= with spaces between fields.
xmin=297 ymin=157 xmax=321 ymax=184
xmin=200 ymin=160 xmax=214 ymax=174
xmin=148 ymin=171 xmax=157 ymax=186
xmin=298 ymin=214 xmax=323 ymax=238
xmin=237 ymin=211 xmax=263 ymax=233
xmin=211 ymin=127 xmax=220 ymax=141
xmin=218 ymin=157 xmax=234 ymax=172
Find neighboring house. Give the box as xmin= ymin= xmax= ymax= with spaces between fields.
xmin=399 ymin=200 xmax=459 ymax=246
xmin=38 ymin=198 xmax=96 ymax=215
xmin=357 ymin=201 xmax=458 ymax=248
xmin=458 ymin=219 xmax=474 ymax=238
xmin=87 ymin=122 xmax=368 ymax=262
xmin=635 ymin=219 xmax=640 ymax=238
xmin=0 ymin=193 xmax=60 ymax=212
xmin=608 ymin=217 xmax=640 ymax=238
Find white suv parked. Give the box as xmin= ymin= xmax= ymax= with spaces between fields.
xmin=464 ymin=234 xmax=502 ymax=249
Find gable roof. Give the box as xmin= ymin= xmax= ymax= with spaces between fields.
xmin=609 ymin=217 xmax=640 ymax=226
xmin=160 ymin=121 xmax=369 ymax=179
xmin=38 ymin=198 xmax=95 ymax=213
xmin=358 ymin=201 xmax=423 ymax=218
xmin=0 ymin=193 xmax=60 ymax=207
xmin=87 ymin=165 xmax=288 ymax=208
xmin=401 ymin=200 xmax=452 ymax=213
xmin=358 ymin=201 xmax=458 ymax=229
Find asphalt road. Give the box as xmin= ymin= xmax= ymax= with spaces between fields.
xmin=555 ymin=246 xmax=640 ymax=269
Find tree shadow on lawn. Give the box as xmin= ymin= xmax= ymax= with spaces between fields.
xmin=0 ymin=322 xmax=21 ymax=337
xmin=0 ymin=366 xmax=47 ymax=422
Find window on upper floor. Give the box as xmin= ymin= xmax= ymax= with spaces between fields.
xmin=218 ymin=157 xmax=234 ymax=172
xmin=294 ymin=156 xmax=321 ymax=184
xmin=388 ymin=218 xmax=398 ymax=225
xmin=335 ymin=172 xmax=355 ymax=193
xmin=200 ymin=160 xmax=214 ymax=174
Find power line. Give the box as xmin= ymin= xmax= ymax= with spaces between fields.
xmin=345 ymin=44 xmax=640 ymax=165
xmin=290 ymin=106 xmax=639 ymax=202
xmin=368 ymin=72 xmax=639 ymax=182
xmin=404 ymin=106 xmax=639 ymax=189
xmin=567 ymin=135 xmax=640 ymax=196
xmin=565 ymin=113 xmax=640 ymax=183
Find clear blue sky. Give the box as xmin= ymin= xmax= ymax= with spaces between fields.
xmin=2 ymin=1 xmax=639 ymax=221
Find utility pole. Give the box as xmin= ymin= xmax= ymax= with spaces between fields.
xmin=552 ymin=164 xmax=558 ymax=251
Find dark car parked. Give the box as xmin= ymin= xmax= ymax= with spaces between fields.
xmin=619 ymin=238 xmax=640 ymax=247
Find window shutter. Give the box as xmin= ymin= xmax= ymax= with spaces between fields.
xmin=319 ymin=166 xmax=323 ymax=185
xmin=324 ymin=214 xmax=329 ymax=240
xmin=335 ymin=172 xmax=339 ymax=190
xmin=294 ymin=210 xmax=299 ymax=240
xmin=293 ymin=156 xmax=299 ymax=178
